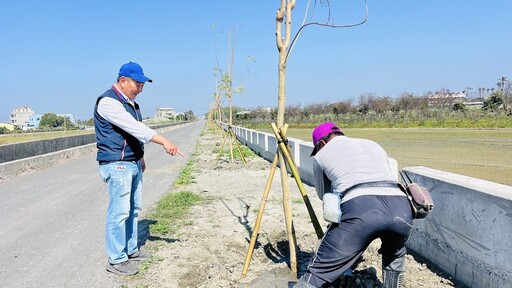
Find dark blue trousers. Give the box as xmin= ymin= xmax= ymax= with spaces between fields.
xmin=302 ymin=195 xmax=414 ymax=287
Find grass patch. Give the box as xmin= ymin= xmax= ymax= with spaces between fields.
xmin=148 ymin=155 xmax=204 ymax=235
xmin=149 ymin=190 xmax=204 ymax=235
xmin=139 ymin=256 xmax=161 ymax=273
xmin=202 ymin=123 xmax=223 ymax=136
xmin=139 ymin=153 xmax=206 ymax=273
xmin=214 ymin=141 xmax=255 ymax=161
xmin=174 ymin=159 xmax=198 ymax=186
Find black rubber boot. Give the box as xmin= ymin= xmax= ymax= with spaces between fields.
xmin=382 ymin=269 xmax=404 ymax=288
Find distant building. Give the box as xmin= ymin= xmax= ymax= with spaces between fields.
xmin=60 ymin=114 xmax=75 ymax=123
xmin=236 ymin=110 xmax=251 ymax=115
xmin=10 ymin=106 xmax=35 ymax=128
xmin=27 ymin=114 xmax=43 ymax=129
xmin=258 ymin=107 xmax=273 ymax=113
xmin=234 ymin=110 xmax=251 ymax=120
xmin=463 ymin=101 xmax=484 ymax=108
xmin=155 ymin=107 xmax=175 ymax=119
xmin=427 ymin=92 xmax=466 ymax=106
xmin=27 ymin=113 xmax=75 ymax=130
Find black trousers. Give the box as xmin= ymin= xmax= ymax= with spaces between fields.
xmin=302 ymin=194 xmax=414 ymax=287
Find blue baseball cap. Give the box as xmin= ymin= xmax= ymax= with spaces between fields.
xmin=118 ymin=62 xmax=152 ymax=83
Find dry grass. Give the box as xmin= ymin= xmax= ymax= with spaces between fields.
xmin=262 ymin=128 xmax=512 ymax=186
xmin=0 ymin=130 xmax=93 ymax=145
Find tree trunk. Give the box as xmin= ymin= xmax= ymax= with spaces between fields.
xmin=276 ymin=0 xmax=297 ymax=274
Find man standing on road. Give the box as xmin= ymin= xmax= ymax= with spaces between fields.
xmin=94 ymin=62 xmax=183 ymax=276
xmin=295 ymin=122 xmax=413 ymax=288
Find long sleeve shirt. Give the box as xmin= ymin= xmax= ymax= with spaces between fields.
xmin=312 ymin=136 xmax=404 ymax=202
xmin=97 ymin=93 xmax=156 ymax=144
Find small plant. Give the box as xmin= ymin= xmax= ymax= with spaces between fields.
xmin=291 ymin=198 xmax=303 ymax=204
xmin=149 ymin=190 xmax=204 ymax=235
xmin=139 ymin=256 xmax=162 ymax=274
xmin=174 ymin=159 xmax=198 ymax=186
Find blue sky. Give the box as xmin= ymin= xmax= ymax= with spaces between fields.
xmin=1 ymin=1 xmax=511 ymax=122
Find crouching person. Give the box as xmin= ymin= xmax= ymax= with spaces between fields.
xmin=295 ymin=122 xmax=414 ymax=288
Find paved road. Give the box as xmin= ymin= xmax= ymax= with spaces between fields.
xmin=0 ymin=120 xmax=204 ymax=288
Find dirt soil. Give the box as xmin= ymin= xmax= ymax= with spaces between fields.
xmin=128 ymin=128 xmax=466 ymax=288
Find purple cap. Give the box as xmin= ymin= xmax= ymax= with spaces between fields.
xmin=311 ymin=122 xmax=343 ymax=156
xmin=118 ymin=62 xmax=153 ymax=83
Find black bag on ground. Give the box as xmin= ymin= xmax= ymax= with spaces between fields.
xmin=399 ymin=171 xmax=434 ymax=219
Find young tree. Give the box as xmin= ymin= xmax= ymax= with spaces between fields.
xmin=212 ymin=25 xmax=244 ymax=162
xmin=213 ymin=24 xmax=247 ymax=127
xmin=273 ymin=0 xmax=368 ymax=274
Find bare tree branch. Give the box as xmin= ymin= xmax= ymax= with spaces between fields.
xmin=286 ymin=0 xmax=368 ymax=62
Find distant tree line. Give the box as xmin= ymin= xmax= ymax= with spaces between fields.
xmin=215 ymin=90 xmax=512 ymax=129
xmin=39 ymin=113 xmax=76 ymax=130
xmin=1 ymin=110 xmax=197 ymax=135
xmin=177 ymin=110 xmax=196 ymax=122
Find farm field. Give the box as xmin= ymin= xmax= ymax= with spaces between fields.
xmin=260 ymin=128 xmax=512 ymax=187
xmin=0 ymin=130 xmax=93 ymax=145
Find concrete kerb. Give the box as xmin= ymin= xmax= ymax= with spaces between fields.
xmin=0 ymin=143 xmax=97 ymax=182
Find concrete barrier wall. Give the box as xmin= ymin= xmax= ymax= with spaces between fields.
xmin=0 ymin=123 xmax=185 ymax=181
xmin=230 ymin=125 xmax=512 ymax=288
xmin=0 ymin=134 xmax=97 ymax=163
xmin=403 ymin=167 xmax=511 ymax=288
xmin=0 ymin=123 xmax=184 ymax=164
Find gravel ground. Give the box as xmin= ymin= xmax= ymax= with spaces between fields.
xmin=124 ymin=127 xmax=467 ymax=288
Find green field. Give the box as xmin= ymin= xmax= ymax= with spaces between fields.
xmin=260 ymin=128 xmax=512 ymax=187
xmin=0 ymin=130 xmax=93 ymax=145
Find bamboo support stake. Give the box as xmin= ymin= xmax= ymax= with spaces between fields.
xmin=244 ymin=122 xmax=323 ymax=277
xmin=216 ymin=127 xmax=229 ymax=164
xmin=271 ymin=123 xmax=324 ymax=239
xmin=215 ymin=123 xmax=223 ymax=140
xmin=228 ymin=127 xmax=234 ymax=162
xmin=276 ymin=128 xmax=297 ymax=273
xmin=231 ymin=129 xmax=247 ymax=164
xmin=279 ymin=124 xmax=298 ymax=273
xmin=216 ymin=126 xmax=247 ymax=165
xmin=241 ymin=152 xmax=279 ymax=277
